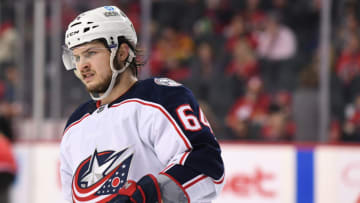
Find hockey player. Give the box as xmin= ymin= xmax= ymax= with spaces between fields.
xmin=60 ymin=6 xmax=225 ymax=203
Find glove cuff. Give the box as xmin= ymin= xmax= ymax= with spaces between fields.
xmin=137 ymin=174 xmax=162 ymax=203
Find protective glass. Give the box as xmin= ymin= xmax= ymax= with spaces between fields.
xmin=62 ymin=45 xmax=111 ymax=71
xmin=62 ymin=45 xmax=77 ymax=70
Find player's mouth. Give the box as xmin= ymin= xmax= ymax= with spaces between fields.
xmin=82 ymin=72 xmax=95 ymax=83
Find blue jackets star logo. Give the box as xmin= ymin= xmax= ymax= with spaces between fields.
xmin=72 ymin=148 xmax=134 ymax=202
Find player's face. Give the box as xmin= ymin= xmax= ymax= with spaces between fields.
xmin=72 ymin=41 xmax=112 ymax=94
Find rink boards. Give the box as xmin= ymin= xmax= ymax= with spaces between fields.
xmin=10 ymin=142 xmax=360 ymax=203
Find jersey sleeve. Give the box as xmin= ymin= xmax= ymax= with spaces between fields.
xmin=149 ymin=82 xmax=225 ymax=202
xmin=60 ymin=134 xmax=74 ymax=202
xmin=60 ymin=101 xmax=94 ymax=202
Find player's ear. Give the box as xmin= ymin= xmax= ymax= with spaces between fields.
xmin=117 ymin=43 xmax=130 ymax=62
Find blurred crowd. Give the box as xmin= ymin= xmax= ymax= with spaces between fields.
xmin=1 ymin=0 xmax=360 ymax=143
xmin=0 ymin=10 xmax=20 ymax=143
xmin=0 ymin=6 xmax=18 ymax=202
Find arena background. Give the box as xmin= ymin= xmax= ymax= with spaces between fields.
xmin=0 ymin=0 xmax=359 ymax=202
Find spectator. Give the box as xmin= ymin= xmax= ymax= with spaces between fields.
xmin=273 ymin=90 xmax=292 ymax=117
xmin=256 ymin=10 xmax=297 ymax=92
xmin=225 ymin=115 xmax=259 ymax=140
xmin=225 ymin=38 xmax=259 ymax=97
xmin=260 ymin=103 xmax=295 ymax=141
xmin=161 ymin=57 xmax=191 ymax=82
xmin=223 ymin=14 xmax=257 ymax=53
xmin=202 ymin=0 xmax=233 ymax=34
xmin=225 ymin=39 xmax=258 ymax=77
xmin=226 ymin=39 xmax=259 ymax=80
xmin=335 ymin=32 xmax=360 ymax=103
xmin=256 ymin=11 xmax=296 ymax=61
xmin=150 ymin=26 xmax=194 ymax=79
xmin=0 ymin=63 xmax=22 ymax=141
xmin=0 ymin=21 xmax=18 ymax=68
xmin=336 ymin=33 xmax=360 ymax=84
xmin=185 ymin=40 xmax=233 ymax=138
xmin=342 ymin=94 xmax=360 ymax=142
xmin=335 ymin=6 xmax=360 ymax=52
xmin=226 ymin=77 xmax=270 ymax=140
xmin=243 ymin=0 xmax=266 ymax=33
xmin=3 ymin=63 xmax=19 ymax=103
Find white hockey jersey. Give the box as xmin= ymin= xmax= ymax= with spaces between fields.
xmin=60 ymin=78 xmax=225 ymax=203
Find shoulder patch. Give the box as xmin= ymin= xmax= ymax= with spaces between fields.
xmin=154 ymin=78 xmax=182 ymax=87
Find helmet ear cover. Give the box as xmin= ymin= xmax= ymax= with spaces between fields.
xmin=113 ymin=36 xmax=136 ymax=71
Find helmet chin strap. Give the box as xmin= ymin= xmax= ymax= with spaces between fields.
xmin=89 ymin=47 xmax=135 ymax=101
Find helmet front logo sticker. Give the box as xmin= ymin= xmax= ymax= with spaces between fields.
xmin=104 ymin=11 xmax=120 ymax=17
xmin=66 ymin=30 xmax=79 ymax=38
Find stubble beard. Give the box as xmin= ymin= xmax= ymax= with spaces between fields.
xmin=86 ymin=59 xmax=124 ymax=95
xmin=87 ymin=73 xmax=112 ymax=94
xmin=86 ymin=72 xmax=121 ymax=95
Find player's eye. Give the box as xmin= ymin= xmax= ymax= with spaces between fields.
xmin=73 ymin=55 xmax=80 ymax=63
xmin=84 ymin=50 xmax=97 ymax=58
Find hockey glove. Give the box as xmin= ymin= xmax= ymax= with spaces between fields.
xmin=108 ymin=174 xmax=162 ymax=203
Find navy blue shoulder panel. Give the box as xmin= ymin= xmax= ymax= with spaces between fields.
xmin=64 ymin=100 xmax=97 ymax=131
xmin=118 ymin=77 xmax=196 ymax=108
xmin=118 ymin=78 xmax=224 ymax=180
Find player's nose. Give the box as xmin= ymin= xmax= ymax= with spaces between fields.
xmin=77 ymin=59 xmax=91 ymax=72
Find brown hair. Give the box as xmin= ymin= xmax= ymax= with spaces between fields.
xmin=97 ymin=38 xmax=145 ymax=77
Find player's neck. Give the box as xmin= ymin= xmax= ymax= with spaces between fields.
xmin=99 ymin=70 xmax=138 ymax=105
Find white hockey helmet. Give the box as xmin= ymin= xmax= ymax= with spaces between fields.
xmin=62 ymin=6 xmax=137 ymax=100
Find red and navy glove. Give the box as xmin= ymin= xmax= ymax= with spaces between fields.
xmin=107 ymin=174 xmax=162 ymax=203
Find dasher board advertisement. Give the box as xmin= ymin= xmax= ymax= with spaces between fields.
xmin=9 ymin=142 xmax=360 ymax=203
xmin=215 ymin=144 xmax=296 ymax=203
